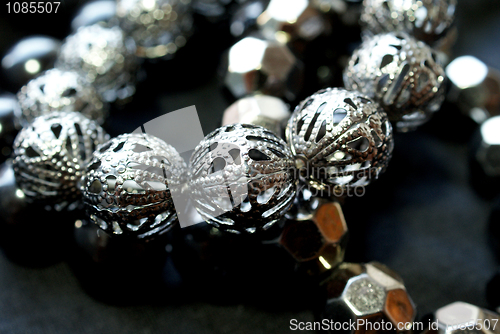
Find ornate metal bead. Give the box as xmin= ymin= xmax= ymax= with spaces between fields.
xmin=320 ymin=262 xmax=416 ymax=333
xmin=422 ymin=302 xmax=500 ymax=334
xmin=221 ymin=95 xmax=291 ymax=137
xmin=17 ymin=69 xmax=107 ymax=127
xmin=116 ymin=0 xmax=193 ymax=59
xmin=222 ymin=37 xmax=304 ymax=101
xmin=56 ymin=24 xmax=138 ymax=103
xmin=361 ymin=0 xmax=457 ymax=46
xmin=344 ymin=32 xmax=446 ymax=131
xmin=81 ymin=133 xmax=187 ymax=239
xmin=286 ymin=88 xmax=393 ymax=195
xmin=12 ymin=111 xmax=109 ymax=210
xmin=189 ymin=123 xmax=297 ymax=235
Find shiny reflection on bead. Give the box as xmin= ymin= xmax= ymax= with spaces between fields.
xmin=446 ymin=56 xmax=500 ymax=123
xmin=71 ymin=0 xmax=117 ymax=31
xmin=319 ymin=262 xmax=416 ymax=334
xmin=1 ymin=36 xmax=61 ymax=91
xmin=17 ymin=69 xmax=108 ymax=126
xmin=189 ymin=124 xmax=297 ymax=235
xmin=287 ymin=88 xmax=393 ymax=194
xmin=12 ymin=112 xmax=109 ymax=210
xmin=361 ymin=0 xmax=457 ymax=46
xmin=82 ymin=133 xmax=187 ymax=239
xmin=344 ymin=32 xmax=446 ymax=131
xmin=223 ymin=37 xmax=304 ymax=101
xmin=222 ymin=95 xmax=291 ymax=137
xmin=56 ymin=24 xmax=139 ymax=103
xmin=0 ymin=94 xmax=21 ymax=162
xmin=230 ymin=0 xmax=267 ymax=37
xmin=116 ymin=0 xmax=193 ymax=58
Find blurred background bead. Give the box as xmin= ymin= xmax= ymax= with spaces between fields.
xmin=56 ymin=24 xmax=139 ymax=103
xmin=344 ymin=32 xmax=446 ymax=131
xmin=446 ymin=56 xmax=500 ymax=124
xmin=0 ymin=93 xmax=21 ymax=163
xmin=421 ymin=302 xmax=500 ymax=334
xmin=71 ymin=0 xmax=118 ymax=31
xmin=287 ymin=88 xmax=393 ymax=195
xmin=1 ymin=36 xmax=61 ymax=92
xmin=361 ymin=0 xmax=457 ymax=47
xmin=221 ymin=36 xmax=304 ymax=101
xmin=280 ymin=196 xmax=348 ymax=276
xmin=189 ymin=124 xmax=297 ymax=235
xmin=221 ymin=94 xmax=291 ymax=137
xmin=17 ymin=69 xmax=108 ymax=126
xmin=318 ymin=262 xmax=416 ymax=333
xmin=12 ymin=111 xmax=109 ymax=210
xmin=229 ymin=0 xmax=268 ymax=37
xmin=116 ymin=0 xmax=193 ymax=59
xmin=81 ymin=133 xmax=186 ymax=239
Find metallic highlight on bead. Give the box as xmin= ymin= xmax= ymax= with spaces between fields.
xmin=189 ymin=123 xmax=297 ymax=234
xmin=12 ymin=111 xmax=109 ymax=210
xmin=344 ymin=32 xmax=446 ymax=131
xmin=17 ymin=69 xmax=107 ymax=126
xmin=56 ymin=24 xmax=138 ymax=103
xmin=81 ymin=133 xmax=187 ymax=239
xmin=287 ymin=88 xmax=393 ymax=194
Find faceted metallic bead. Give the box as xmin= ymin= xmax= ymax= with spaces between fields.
xmin=286 ymin=88 xmax=393 ymax=195
xmin=12 ymin=111 xmax=109 ymax=210
xmin=360 ymin=0 xmax=457 ymax=46
xmin=344 ymin=32 xmax=446 ymax=131
xmin=320 ymin=262 xmax=416 ymax=333
xmin=71 ymin=0 xmax=118 ymax=31
xmin=280 ymin=194 xmax=348 ymax=275
xmin=116 ymin=0 xmax=193 ymax=58
xmin=56 ymin=24 xmax=138 ymax=103
xmin=0 ymin=94 xmax=22 ymax=162
xmin=221 ymin=94 xmax=291 ymax=137
xmin=189 ymin=123 xmax=297 ymax=235
xmin=422 ymin=302 xmax=500 ymax=334
xmin=222 ymin=37 xmax=304 ymax=101
xmin=17 ymin=69 xmax=108 ymax=127
xmin=1 ymin=36 xmax=61 ymax=91
xmin=81 ymin=133 xmax=187 ymax=239
xmin=446 ymin=56 xmax=500 ymax=123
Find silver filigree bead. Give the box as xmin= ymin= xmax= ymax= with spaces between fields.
xmin=189 ymin=123 xmax=297 ymax=235
xmin=344 ymin=32 xmax=446 ymax=131
xmin=12 ymin=111 xmax=109 ymax=210
xmin=116 ymin=0 xmax=193 ymax=59
xmin=81 ymin=133 xmax=187 ymax=239
xmin=16 ymin=69 xmax=108 ymax=127
xmin=56 ymin=24 xmax=138 ymax=103
xmin=286 ymin=88 xmax=393 ymax=194
xmin=361 ymin=0 xmax=457 ymax=46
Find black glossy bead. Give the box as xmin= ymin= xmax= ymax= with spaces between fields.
xmin=1 ymin=36 xmax=61 ymax=92
xmin=71 ymin=0 xmax=117 ymax=31
xmin=0 ymin=93 xmax=21 ymax=163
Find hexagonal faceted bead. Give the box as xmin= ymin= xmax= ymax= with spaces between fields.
xmin=222 ymin=37 xmax=304 ymax=101
xmin=422 ymin=302 xmax=500 ymax=334
xmin=221 ymin=94 xmax=291 ymax=137
xmin=319 ymin=262 xmax=416 ymax=333
xmin=280 ymin=199 xmax=348 ymax=275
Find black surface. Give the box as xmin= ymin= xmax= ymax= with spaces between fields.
xmin=0 ymin=0 xmax=500 ymax=333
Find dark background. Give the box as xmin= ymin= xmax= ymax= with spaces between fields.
xmin=0 ymin=0 xmax=500 ymax=333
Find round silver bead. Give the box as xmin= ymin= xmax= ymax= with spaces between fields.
xmin=361 ymin=0 xmax=457 ymax=46
xmin=16 ymin=69 xmax=107 ymax=127
xmin=81 ymin=133 xmax=187 ymax=239
xmin=286 ymin=88 xmax=393 ymax=194
xmin=344 ymin=32 xmax=446 ymax=131
xmin=116 ymin=0 xmax=193 ymax=59
xmin=12 ymin=111 xmax=109 ymax=210
xmin=56 ymin=24 xmax=138 ymax=103
xmin=189 ymin=123 xmax=297 ymax=235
